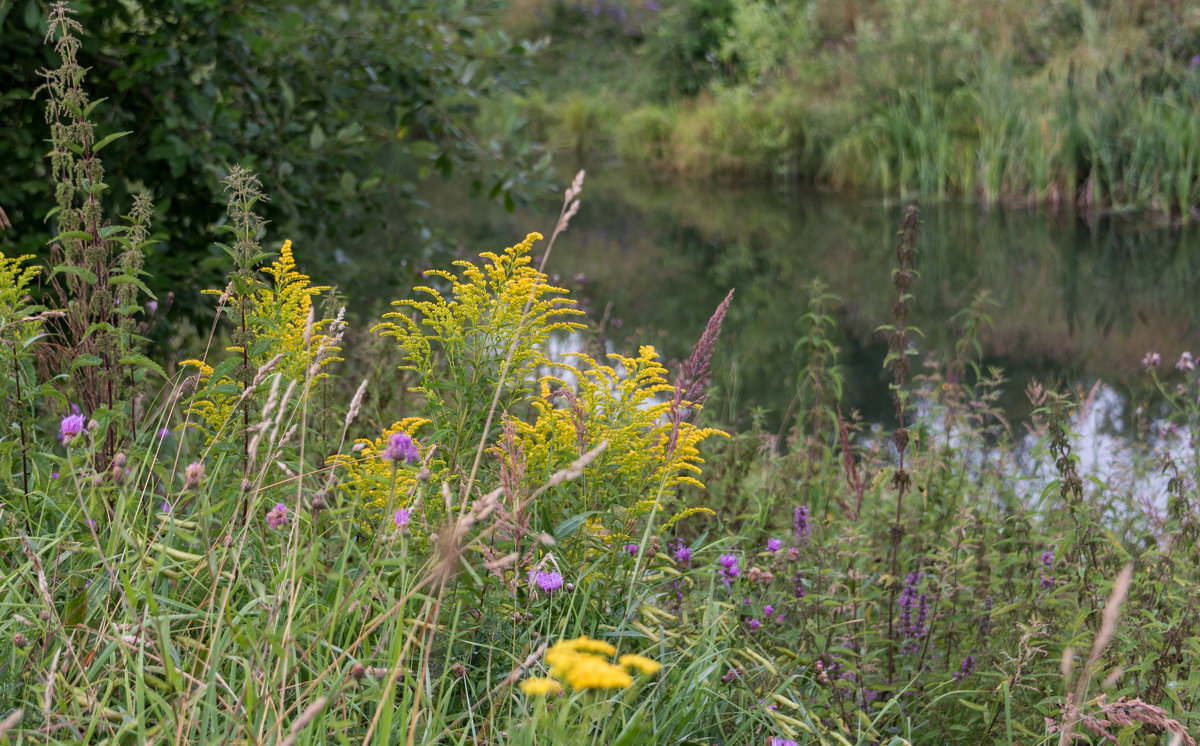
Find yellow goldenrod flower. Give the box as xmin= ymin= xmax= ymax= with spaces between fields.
xmin=618 ymin=653 xmax=662 ymax=676
xmin=562 ymin=655 xmax=633 ymax=690
xmin=519 ymin=677 xmax=563 ymax=696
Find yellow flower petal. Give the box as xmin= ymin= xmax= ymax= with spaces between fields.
xmin=618 ymin=653 xmax=662 ymax=676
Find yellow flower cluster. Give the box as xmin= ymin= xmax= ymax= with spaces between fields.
xmin=515 ymin=346 xmax=726 ymax=544
xmin=326 ymin=418 xmax=430 ymax=521
xmin=252 ymin=239 xmax=340 ymax=381
xmin=183 ymin=240 xmax=341 ymax=443
xmin=0 ymin=251 xmax=43 ymax=348
xmin=519 ymin=636 xmax=662 ymax=696
xmin=372 ymin=232 xmax=584 ymax=428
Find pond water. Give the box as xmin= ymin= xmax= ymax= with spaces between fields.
xmin=334 ymin=166 xmax=1200 ymax=437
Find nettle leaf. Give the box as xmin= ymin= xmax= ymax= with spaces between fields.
xmin=92 ymin=130 xmax=133 ymax=153
xmin=110 ymin=274 xmax=158 ymax=299
xmin=48 ymin=231 xmax=94 ymax=245
xmin=70 ymin=353 xmax=104 ymax=372
xmin=119 ymin=353 xmax=166 ymax=379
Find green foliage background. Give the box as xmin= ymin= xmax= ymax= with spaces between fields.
xmin=0 ymin=0 xmax=551 ymax=305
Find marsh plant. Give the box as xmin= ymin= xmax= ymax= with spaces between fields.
xmin=3 ymin=5 xmax=1200 ymax=746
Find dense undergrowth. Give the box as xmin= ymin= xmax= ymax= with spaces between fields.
xmin=5 ymin=5 xmax=1200 ymax=745
xmin=498 ymin=0 xmax=1200 ymax=219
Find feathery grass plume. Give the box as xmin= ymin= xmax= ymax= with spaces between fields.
xmin=665 ymin=288 xmax=733 ymax=458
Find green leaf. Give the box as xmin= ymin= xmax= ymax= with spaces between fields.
xmin=310 ymin=123 xmax=326 ymax=150
xmin=49 ymin=231 xmax=94 ymax=245
xmin=554 ymin=512 xmax=597 ymax=541
xmin=93 ymin=130 xmax=133 ymax=153
xmin=50 ymin=264 xmax=98 ymax=283
xmin=110 ymin=274 xmax=158 ymax=299
xmin=70 ymin=353 xmax=104 ymax=372
xmin=119 ymin=353 xmax=166 ymax=379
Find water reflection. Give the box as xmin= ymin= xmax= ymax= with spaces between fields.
xmin=324 ymin=167 xmax=1200 ymax=438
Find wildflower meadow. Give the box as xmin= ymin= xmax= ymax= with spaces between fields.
xmin=4 ymin=5 xmax=1200 ymax=745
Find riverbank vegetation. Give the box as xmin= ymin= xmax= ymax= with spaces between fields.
xmin=499 ymin=0 xmax=1200 ymax=218
xmin=5 ymin=7 xmax=1200 ymax=744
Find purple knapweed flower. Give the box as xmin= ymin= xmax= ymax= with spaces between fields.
xmin=764 ymin=604 xmax=774 ymax=616
xmin=671 ymin=542 xmax=692 ymax=566
xmin=51 ymin=471 xmax=59 ymax=480
xmin=266 ymin=502 xmax=289 ymax=530
xmin=60 ymin=413 xmax=86 ymax=445
xmin=158 ymin=427 xmax=170 ymax=440
xmin=747 ymin=618 xmax=760 ymax=630
xmin=766 ymin=538 xmax=782 ymax=553
xmin=625 ymin=543 xmax=639 ymax=557
xmin=381 ymin=432 xmax=419 ymax=465
xmin=1143 ymin=351 xmax=1162 ymax=368
xmin=532 ymin=570 xmax=563 ymax=593
xmin=769 ymin=736 xmax=798 ymax=746
xmin=394 ymin=508 xmax=411 ymax=532
xmin=793 ymin=505 xmax=811 ymax=545
xmin=718 ymin=553 xmax=740 ymax=584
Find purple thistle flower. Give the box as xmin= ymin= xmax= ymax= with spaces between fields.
xmin=1177 ymin=351 xmax=1195 ymax=371
xmin=381 ymin=432 xmax=419 ymax=465
xmin=60 ymin=413 xmax=86 ymax=445
xmin=266 ymin=502 xmax=289 ymax=530
xmin=793 ymin=505 xmax=811 ymax=545
xmin=718 ymin=553 xmax=740 ymax=584
xmin=671 ymin=541 xmax=692 ymax=566
xmin=625 ymin=543 xmax=639 ymax=557
xmin=764 ymin=604 xmax=774 ymax=616
xmin=769 ymin=736 xmax=798 ymax=746
xmin=532 ymin=570 xmax=563 ymax=593
xmin=747 ymin=618 xmax=761 ymax=630
xmin=394 ymin=508 xmax=411 ymax=532
xmin=766 ymin=538 xmax=782 ymax=552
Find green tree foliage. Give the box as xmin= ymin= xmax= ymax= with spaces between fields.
xmin=0 ymin=0 xmax=549 ymax=300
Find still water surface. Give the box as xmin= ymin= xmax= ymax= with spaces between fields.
xmin=374 ymin=167 xmax=1200 ymax=437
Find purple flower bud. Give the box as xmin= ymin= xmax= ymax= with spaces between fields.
xmin=793 ymin=505 xmax=811 ymax=545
